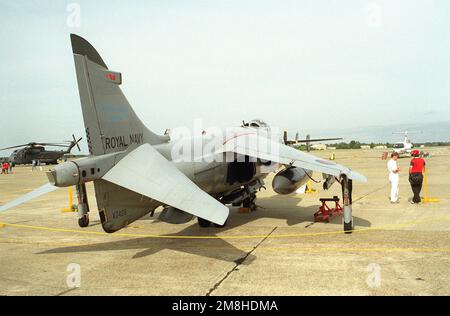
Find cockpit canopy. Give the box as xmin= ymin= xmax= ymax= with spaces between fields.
xmin=242 ymin=119 xmax=270 ymax=130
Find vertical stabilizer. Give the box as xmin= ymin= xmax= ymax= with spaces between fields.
xmin=70 ymin=34 xmax=168 ymax=156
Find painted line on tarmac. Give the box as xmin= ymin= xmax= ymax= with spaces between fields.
xmin=252 ymin=247 xmax=450 ymax=253
xmin=352 ymin=184 xmax=389 ymax=204
xmin=0 ymin=239 xmax=87 ymax=247
xmin=0 ymin=214 xmax=449 ymax=240
xmin=206 ymin=226 xmax=278 ymax=296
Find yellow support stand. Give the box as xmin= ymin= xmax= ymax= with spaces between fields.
xmin=305 ymin=180 xmax=317 ymax=194
xmin=61 ymin=186 xmax=77 ymax=212
xmin=421 ymin=168 xmax=439 ymax=203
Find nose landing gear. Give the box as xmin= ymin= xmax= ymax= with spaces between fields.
xmin=240 ymin=193 xmax=257 ymax=212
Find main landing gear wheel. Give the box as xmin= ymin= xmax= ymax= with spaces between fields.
xmin=344 ymin=219 xmax=353 ymax=233
xmin=197 ymin=217 xmax=211 ymax=228
xmin=242 ymin=194 xmax=257 ymax=211
xmin=78 ymin=214 xmax=89 ymax=228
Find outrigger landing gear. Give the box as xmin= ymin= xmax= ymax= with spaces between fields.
xmin=341 ymin=175 xmax=353 ymax=233
xmin=78 ymin=214 xmax=89 ymax=227
xmin=76 ymin=183 xmax=90 ymax=228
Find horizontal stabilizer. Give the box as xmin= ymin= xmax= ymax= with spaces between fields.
xmin=0 ymin=183 xmax=58 ymax=213
xmin=103 ymin=144 xmax=229 ymax=225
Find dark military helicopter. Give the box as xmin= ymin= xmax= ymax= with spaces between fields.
xmin=1 ymin=135 xmax=82 ymax=165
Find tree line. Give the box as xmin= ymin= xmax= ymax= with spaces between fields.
xmin=297 ymin=141 xmax=450 ymax=151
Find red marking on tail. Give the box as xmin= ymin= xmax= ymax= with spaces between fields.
xmin=105 ymin=73 xmax=116 ymax=81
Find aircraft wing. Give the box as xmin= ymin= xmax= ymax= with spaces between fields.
xmin=217 ymin=133 xmax=367 ymax=182
xmin=297 ymin=137 xmax=343 ymax=143
xmin=103 ymin=144 xmax=229 ymax=225
xmin=284 ymin=137 xmax=343 ymax=145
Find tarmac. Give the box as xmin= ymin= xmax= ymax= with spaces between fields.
xmin=0 ymin=148 xmax=449 ymax=296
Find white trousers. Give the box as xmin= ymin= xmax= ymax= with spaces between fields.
xmin=390 ymin=177 xmax=399 ymax=202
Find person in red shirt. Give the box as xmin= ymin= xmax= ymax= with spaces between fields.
xmin=409 ymin=150 xmax=426 ymax=204
xmin=1 ymin=161 xmax=9 ymax=174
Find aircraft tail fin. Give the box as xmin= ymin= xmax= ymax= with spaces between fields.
xmin=70 ymin=34 xmax=168 ymax=156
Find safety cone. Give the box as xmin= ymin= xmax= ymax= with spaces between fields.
xmin=305 ymin=180 xmax=317 ymax=194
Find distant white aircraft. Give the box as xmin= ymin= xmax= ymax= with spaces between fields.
xmin=392 ymin=131 xmax=421 ymax=157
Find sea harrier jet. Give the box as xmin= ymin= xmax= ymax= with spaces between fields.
xmin=0 ymin=35 xmax=366 ymax=233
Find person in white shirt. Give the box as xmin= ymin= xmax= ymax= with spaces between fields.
xmin=387 ymin=152 xmax=401 ymax=203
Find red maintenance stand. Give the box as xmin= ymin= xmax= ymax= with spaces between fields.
xmin=314 ymin=196 xmax=343 ymax=222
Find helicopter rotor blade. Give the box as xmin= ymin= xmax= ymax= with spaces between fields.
xmin=72 ymin=134 xmax=82 ymax=151
xmin=0 ymin=144 xmax=32 ymax=151
xmin=39 ymin=143 xmax=73 ymax=148
xmin=0 ymin=140 xmax=78 ymax=151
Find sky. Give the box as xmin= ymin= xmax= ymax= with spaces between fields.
xmin=0 ymin=0 xmax=449 ymax=154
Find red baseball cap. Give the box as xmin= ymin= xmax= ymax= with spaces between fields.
xmin=411 ymin=150 xmax=420 ymax=156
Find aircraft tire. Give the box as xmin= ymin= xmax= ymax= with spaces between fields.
xmin=197 ymin=217 xmax=211 ymax=228
xmin=243 ymin=194 xmax=257 ymax=210
xmin=78 ymin=215 xmax=89 ymax=228
xmin=344 ymin=220 xmax=353 ymax=234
